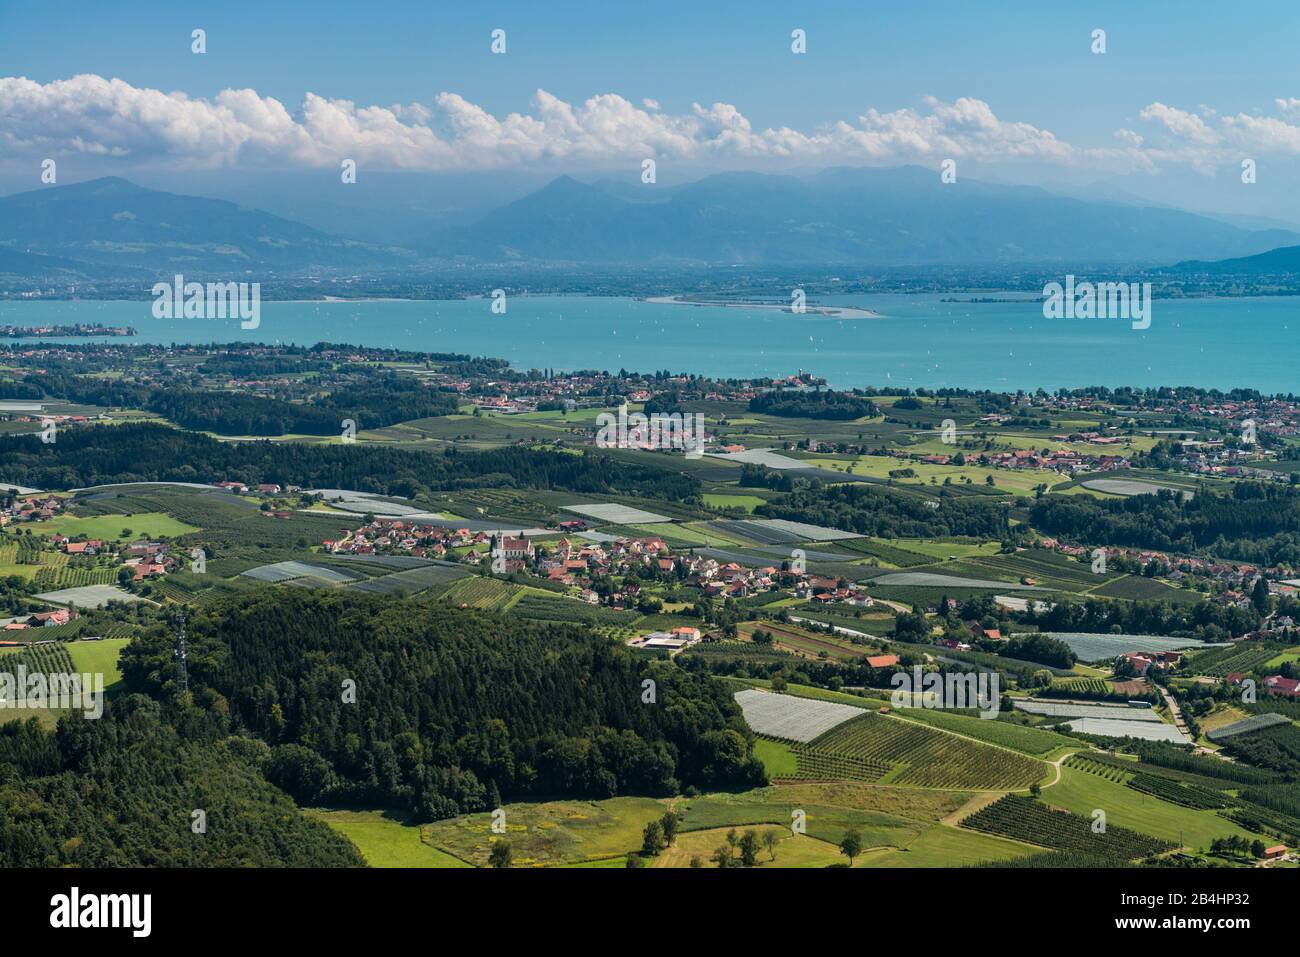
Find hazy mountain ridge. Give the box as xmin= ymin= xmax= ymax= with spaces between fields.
xmin=4 ymin=170 xmax=1300 ymax=281
xmin=0 ymin=176 xmax=412 ymax=275
xmin=426 ymin=166 xmax=1300 ymax=266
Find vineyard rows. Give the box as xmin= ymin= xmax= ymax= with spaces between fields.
xmin=961 ymin=795 xmax=1175 ymax=863
xmin=793 ymin=713 xmax=1044 ymax=789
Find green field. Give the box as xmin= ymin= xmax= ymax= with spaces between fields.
xmin=35 ymin=512 xmax=200 ymax=541
xmin=422 ymin=796 xmax=668 ymax=867
xmin=1045 ymin=765 xmax=1260 ymax=850
xmin=0 ymin=637 xmax=128 ymax=728
xmin=307 ymin=809 xmax=472 ymax=867
xmin=815 ymin=456 xmax=1067 ymax=494
xmin=702 ymin=493 xmax=766 ymax=512
xmin=68 ymin=637 xmax=129 ymax=694
xmin=753 ymin=737 xmax=798 ymax=777
xmin=859 ymin=821 xmax=1039 ymax=867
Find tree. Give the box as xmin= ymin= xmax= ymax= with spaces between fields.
xmin=1252 ymin=577 xmax=1272 ymax=616
xmin=839 ymin=828 xmax=862 ymax=866
xmin=660 ymin=810 xmax=679 ymax=846
xmin=625 ymin=853 xmax=646 ymax=868
xmin=763 ymin=830 xmax=779 ymax=862
xmin=739 ymin=829 xmax=761 ymax=867
xmin=689 ymin=855 xmax=703 ymax=868
xmin=641 ymin=820 xmax=665 ymax=857
xmin=712 ymin=844 xmax=735 ymax=868
xmin=488 ymin=841 xmax=512 ymax=869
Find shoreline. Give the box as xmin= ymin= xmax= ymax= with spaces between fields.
xmin=642 ymin=295 xmax=882 ymax=319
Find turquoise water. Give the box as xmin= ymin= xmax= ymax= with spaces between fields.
xmin=1 ymin=293 xmax=1295 ymax=392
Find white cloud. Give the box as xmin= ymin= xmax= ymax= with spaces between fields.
xmin=1139 ymin=103 xmax=1219 ymax=145
xmin=0 ymin=73 xmax=1140 ymax=173
xmin=1127 ymin=98 xmax=1300 ymax=175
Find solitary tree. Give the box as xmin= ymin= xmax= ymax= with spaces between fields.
xmin=763 ymin=830 xmax=779 ymax=862
xmin=839 ymin=828 xmax=862 ymax=866
xmin=488 ymin=840 xmax=512 ymax=869
xmin=739 ymin=830 xmax=761 ymax=867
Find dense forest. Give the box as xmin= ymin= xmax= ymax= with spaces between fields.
xmin=119 ymin=591 xmax=766 ymax=821
xmin=749 ymin=390 xmax=878 ymax=420
xmin=3 ymin=368 xmax=460 ymax=436
xmin=0 ymin=589 xmax=767 ymax=865
xmin=147 ymin=379 xmax=459 ymax=436
xmin=1019 ymin=596 xmax=1261 ymax=642
xmin=1031 ymin=483 xmax=1300 ymax=565
xmin=0 ymin=422 xmax=699 ymax=503
xmin=755 ymin=482 xmax=1010 ymax=539
xmin=0 ymin=705 xmax=364 ymax=866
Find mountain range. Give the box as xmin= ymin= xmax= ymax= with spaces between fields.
xmin=3 ymin=168 xmax=1300 ymax=280
xmin=0 ymin=177 xmax=411 ymax=278
xmin=425 ymin=167 xmax=1300 ymax=266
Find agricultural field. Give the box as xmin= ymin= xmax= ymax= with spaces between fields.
xmin=832 ymin=538 xmax=935 ymax=567
xmin=740 ymin=622 xmax=871 ymax=663
xmin=1029 ymin=631 xmax=1211 ymax=663
xmin=1046 ymin=765 xmax=1260 ymax=848
xmin=240 ymin=561 xmax=359 ymax=585
xmin=0 ymin=637 xmax=128 ymax=728
xmin=733 ymin=689 xmax=864 ymax=742
xmin=1185 ymin=642 xmax=1289 ymax=678
xmin=676 ymin=785 xmax=945 ymax=852
xmin=792 ymin=713 xmax=1047 ymax=789
xmin=890 ymin=707 xmax=1079 ymax=757
xmin=857 ymin=821 xmax=1040 ymax=867
xmin=35 ymin=584 xmax=143 ymax=608
xmin=440 ymin=576 xmax=521 ymax=611
xmin=345 ymin=563 xmax=470 ymax=596
xmin=33 ymin=512 xmax=199 ymax=542
xmin=887 ymin=539 xmax=1004 ymax=560
xmin=32 ymin=561 xmax=118 ymax=590
xmin=509 ymin=592 xmax=642 ymax=627
xmin=306 ymin=809 xmax=471 ymax=868
xmin=68 ymin=637 xmax=130 ymax=694
xmin=795 ymin=453 xmax=1062 ymax=495
xmin=422 ymin=797 xmax=667 ymax=867
xmin=960 ymin=794 xmax=1175 ymax=863
xmin=701 ymin=493 xmax=766 ymax=512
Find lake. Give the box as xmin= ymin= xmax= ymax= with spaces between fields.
xmin=1 ymin=293 xmax=1294 ymax=392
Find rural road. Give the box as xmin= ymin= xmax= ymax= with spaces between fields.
xmin=1157 ymin=685 xmax=1192 ymax=738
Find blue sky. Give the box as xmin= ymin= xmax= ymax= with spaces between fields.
xmin=3 ymin=0 xmax=1300 ymax=218
xmin=2 ymin=0 xmax=1293 ymax=136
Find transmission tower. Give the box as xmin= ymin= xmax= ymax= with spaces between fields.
xmin=174 ymin=610 xmax=188 ymax=694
